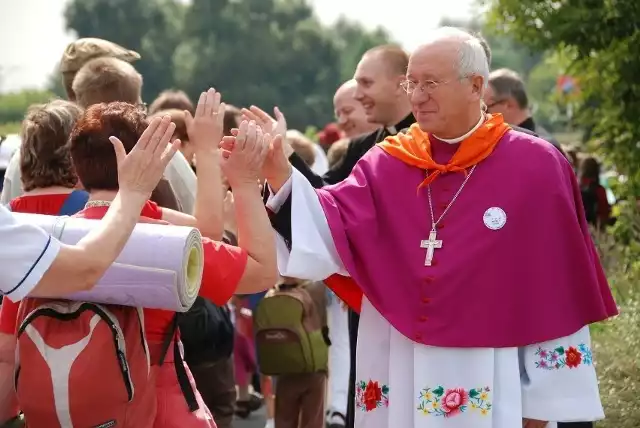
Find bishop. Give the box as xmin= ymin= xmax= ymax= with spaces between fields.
xmin=259 ymin=27 xmax=617 ymax=428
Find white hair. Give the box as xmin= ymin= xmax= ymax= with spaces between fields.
xmin=457 ymin=38 xmax=490 ymax=89
xmin=424 ymin=26 xmax=490 ymax=89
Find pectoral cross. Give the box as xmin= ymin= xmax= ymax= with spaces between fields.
xmin=420 ymin=229 xmax=442 ymax=266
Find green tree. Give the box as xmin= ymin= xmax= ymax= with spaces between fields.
xmin=331 ymin=18 xmax=391 ymax=82
xmin=175 ymin=0 xmax=340 ymax=129
xmin=64 ymin=0 xmax=184 ymax=102
xmin=0 ymin=90 xmax=57 ymax=124
xmin=485 ymin=0 xmax=640 ymax=194
xmin=438 ymin=17 xmax=543 ymax=79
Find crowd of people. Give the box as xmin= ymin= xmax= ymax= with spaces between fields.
xmin=0 ymin=25 xmax=618 ymax=428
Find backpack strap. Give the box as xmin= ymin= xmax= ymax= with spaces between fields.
xmin=158 ymin=314 xmax=199 ymax=412
xmin=58 ymin=190 xmax=90 ymax=216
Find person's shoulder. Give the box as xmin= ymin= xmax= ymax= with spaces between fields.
xmin=502 ymin=128 xmax=564 ymax=158
xmin=348 ymin=128 xmax=380 ymax=149
xmin=498 ymin=129 xmax=572 ymax=180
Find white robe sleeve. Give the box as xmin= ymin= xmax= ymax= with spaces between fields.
xmin=266 ymin=168 xmax=349 ymax=280
xmin=520 ymin=326 xmax=604 ymax=423
xmin=310 ymin=143 xmax=329 ymax=176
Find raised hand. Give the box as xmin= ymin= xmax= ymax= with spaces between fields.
xmin=109 ymin=115 xmax=180 ymax=198
xmin=262 ymin=131 xmax=292 ymax=193
xmin=241 ymin=105 xmax=287 ymax=139
xmin=219 ymin=120 xmax=270 ymax=187
xmin=185 ymin=88 xmax=225 ymax=153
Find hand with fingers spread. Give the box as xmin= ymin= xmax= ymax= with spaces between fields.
xmin=185 ymin=88 xmax=226 ymax=153
xmin=109 ymin=114 xmax=180 ymax=200
xmin=219 ymin=120 xmax=271 ymax=187
xmin=241 ymin=105 xmax=287 ymax=139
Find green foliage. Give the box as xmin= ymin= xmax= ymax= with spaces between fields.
xmin=61 ymin=0 xmax=391 ymax=130
xmin=0 ymin=122 xmax=21 ymax=136
xmin=65 ymin=0 xmax=186 ymax=102
xmin=589 ymin=208 xmax=640 ymax=427
xmin=438 ymin=17 xmax=570 ymax=132
xmin=485 ymin=0 xmax=640 ymax=197
xmin=331 ymin=18 xmax=391 ymax=82
xmin=0 ymin=90 xmax=57 ymax=124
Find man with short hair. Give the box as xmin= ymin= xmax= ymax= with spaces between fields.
xmin=333 ymin=80 xmax=378 ymax=139
xmin=485 ymin=68 xmax=561 ymax=149
xmin=59 ymin=38 xmax=140 ymax=102
xmin=259 ymin=27 xmax=616 ymax=428
xmin=149 ymin=89 xmax=196 ymax=116
xmin=1 ymin=39 xmax=197 ymax=215
xmin=72 ymin=57 xmax=143 ymax=108
xmin=1 ymin=38 xmax=141 ymax=205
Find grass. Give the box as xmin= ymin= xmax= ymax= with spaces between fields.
xmin=591 ymin=222 xmax=640 ymax=427
xmin=593 ymin=298 xmax=640 ymax=427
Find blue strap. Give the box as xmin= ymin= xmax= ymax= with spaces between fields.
xmin=58 ymin=190 xmax=90 ymax=216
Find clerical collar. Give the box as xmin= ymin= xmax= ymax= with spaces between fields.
xmin=434 ymin=114 xmax=485 ymax=144
xmin=386 ymin=125 xmax=397 ymax=134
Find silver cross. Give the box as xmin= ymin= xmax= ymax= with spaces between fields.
xmin=420 ymin=230 xmax=442 ymax=266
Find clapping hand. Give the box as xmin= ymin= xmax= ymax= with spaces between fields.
xmin=219 ymin=120 xmax=271 ymax=187
xmin=241 ymin=105 xmax=287 ymax=139
xmin=240 ymin=105 xmax=293 ymax=158
xmin=110 ymin=115 xmax=180 ymax=199
xmin=185 ymin=88 xmax=225 ymax=154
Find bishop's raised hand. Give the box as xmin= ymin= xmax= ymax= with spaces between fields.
xmin=219 ymin=120 xmax=270 ymax=187
xmin=241 ymin=105 xmax=287 ymax=139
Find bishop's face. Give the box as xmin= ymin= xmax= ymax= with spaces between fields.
xmin=406 ymin=43 xmax=484 ymax=138
xmin=334 ymin=85 xmax=376 ymax=138
xmin=353 ymin=53 xmax=405 ymax=126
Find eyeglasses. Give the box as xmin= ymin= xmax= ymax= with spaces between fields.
xmin=400 ymin=79 xmax=451 ymax=95
xmin=486 ymin=100 xmax=507 ymax=110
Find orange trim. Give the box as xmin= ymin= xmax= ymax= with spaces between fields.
xmin=325 ymin=274 xmax=362 ymax=313
xmin=377 ymin=114 xmax=511 ymax=188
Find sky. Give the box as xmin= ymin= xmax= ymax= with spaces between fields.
xmin=0 ymin=0 xmax=475 ymax=93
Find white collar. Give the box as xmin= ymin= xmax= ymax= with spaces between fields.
xmin=386 ymin=125 xmax=397 ymax=134
xmin=434 ymin=114 xmax=485 ymax=144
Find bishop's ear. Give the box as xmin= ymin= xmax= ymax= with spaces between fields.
xmin=469 ymin=75 xmax=485 ymax=101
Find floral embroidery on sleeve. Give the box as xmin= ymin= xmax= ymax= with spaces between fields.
xmin=355 ymin=380 xmax=389 ymax=412
xmin=534 ymin=343 xmax=593 ymax=370
xmin=417 ymin=386 xmax=492 ymax=417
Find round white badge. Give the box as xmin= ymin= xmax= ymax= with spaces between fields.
xmin=483 ymin=207 xmax=507 ymax=230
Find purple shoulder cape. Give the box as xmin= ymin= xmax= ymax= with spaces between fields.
xmin=315 ymin=130 xmax=617 ymax=347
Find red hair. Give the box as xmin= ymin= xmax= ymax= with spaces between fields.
xmin=70 ymin=102 xmax=147 ymax=191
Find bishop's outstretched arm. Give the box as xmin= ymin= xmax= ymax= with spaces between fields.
xmin=266 ymin=168 xmax=349 ymax=281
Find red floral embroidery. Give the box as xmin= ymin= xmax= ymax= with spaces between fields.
xmin=535 ymin=343 xmax=592 ymax=370
xmin=565 ymin=346 xmax=583 ymax=368
xmin=441 ymin=388 xmax=469 ymax=416
xmin=355 ymin=379 xmax=389 ymax=412
xmin=363 ymin=381 xmax=383 ymax=411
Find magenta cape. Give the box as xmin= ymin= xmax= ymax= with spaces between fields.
xmin=317 ymin=130 xmax=617 ymax=348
